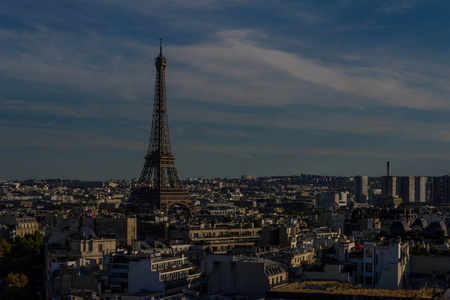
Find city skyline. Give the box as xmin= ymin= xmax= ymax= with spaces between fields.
xmin=1 ymin=1 xmax=450 ymax=180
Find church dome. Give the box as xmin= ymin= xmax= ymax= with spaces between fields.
xmin=411 ymin=218 xmax=427 ymax=231
xmin=390 ymin=220 xmax=410 ymax=236
xmin=426 ymin=221 xmax=448 ymax=237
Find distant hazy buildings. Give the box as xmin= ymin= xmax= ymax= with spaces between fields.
xmin=377 ymin=162 xmax=428 ymax=206
xmin=320 ymin=192 xmax=348 ymax=210
xmin=354 ymin=176 xmax=368 ymax=203
xmin=432 ymin=175 xmax=450 ymax=203
xmin=380 ymin=161 xmax=396 ymax=196
xmin=397 ymin=176 xmax=427 ymax=203
xmin=369 ymin=188 xmax=381 ymax=205
xmin=398 ymin=176 xmax=415 ymax=203
xmin=377 ymin=162 xmax=401 ymax=208
xmin=414 ymin=176 xmax=427 ymax=203
xmin=381 ymin=176 xmax=397 ymax=197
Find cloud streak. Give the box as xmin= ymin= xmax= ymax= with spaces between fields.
xmin=170 ymin=30 xmax=450 ymax=110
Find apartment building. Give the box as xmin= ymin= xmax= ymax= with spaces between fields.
xmin=348 ymin=238 xmax=410 ymax=289
xmin=105 ymin=254 xmax=200 ymax=296
xmin=204 ymin=255 xmax=288 ymax=300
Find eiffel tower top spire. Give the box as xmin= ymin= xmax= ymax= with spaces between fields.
xmin=149 ymin=38 xmax=171 ymax=159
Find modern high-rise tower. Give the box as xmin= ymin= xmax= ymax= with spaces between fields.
xmin=432 ymin=175 xmax=450 ymax=203
xmin=130 ymin=41 xmax=194 ymax=214
xmin=354 ymin=175 xmax=368 ymax=203
xmin=398 ymin=176 xmax=415 ymax=203
xmin=381 ymin=161 xmax=397 ymax=197
xmin=414 ymin=176 xmax=427 ymax=203
xmin=377 ymin=161 xmax=402 ymax=208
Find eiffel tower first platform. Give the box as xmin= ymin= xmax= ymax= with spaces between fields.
xmin=130 ymin=40 xmax=194 ymax=214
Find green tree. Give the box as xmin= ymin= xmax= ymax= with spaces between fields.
xmin=430 ymin=245 xmax=441 ymax=256
xmin=0 ymin=273 xmax=30 ymax=300
xmin=6 ymin=256 xmax=33 ymax=275
xmin=402 ymin=235 xmax=411 ymax=243
xmin=0 ymin=286 xmax=30 ymax=300
xmin=0 ymin=239 xmax=11 ymax=263
xmin=411 ymin=243 xmax=422 ymax=255
xmin=5 ymin=231 xmax=44 ymax=275
xmin=376 ymin=230 xmax=391 ymax=239
xmin=17 ymin=232 xmax=44 ymax=256
xmin=435 ymin=228 xmax=446 ymax=244
xmin=6 ymin=273 xmax=28 ymax=287
xmin=1 ymin=233 xmax=44 ymax=300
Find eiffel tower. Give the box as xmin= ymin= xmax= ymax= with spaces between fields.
xmin=130 ymin=40 xmax=194 ymax=214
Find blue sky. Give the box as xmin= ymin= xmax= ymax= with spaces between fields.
xmin=1 ymin=0 xmax=450 ymax=180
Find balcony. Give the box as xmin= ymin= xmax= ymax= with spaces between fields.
xmin=159 ymin=264 xmax=193 ymax=274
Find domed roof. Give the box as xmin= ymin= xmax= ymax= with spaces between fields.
xmin=411 ymin=218 xmax=427 ymax=230
xmin=390 ymin=220 xmax=410 ymax=236
xmin=426 ymin=221 xmax=448 ymax=236
xmin=439 ymin=243 xmax=450 ymax=251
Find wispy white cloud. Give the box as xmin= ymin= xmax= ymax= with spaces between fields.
xmin=339 ymin=0 xmax=423 ymax=15
xmin=377 ymin=0 xmax=423 ymax=14
xmin=169 ymin=30 xmax=450 ymax=110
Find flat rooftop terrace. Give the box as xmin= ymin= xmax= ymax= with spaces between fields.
xmin=270 ymin=281 xmax=441 ymax=299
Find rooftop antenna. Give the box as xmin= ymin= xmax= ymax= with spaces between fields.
xmin=160 ymin=38 xmax=162 ymax=55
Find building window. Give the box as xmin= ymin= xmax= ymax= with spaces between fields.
xmin=365 ymin=276 xmax=372 ymax=285
xmin=365 ymin=263 xmax=372 ymax=272
xmin=365 ymin=248 xmax=373 ymax=258
xmin=98 ymin=244 xmax=103 ymax=252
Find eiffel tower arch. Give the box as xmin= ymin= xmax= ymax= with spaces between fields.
xmin=130 ymin=40 xmax=194 ymax=214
